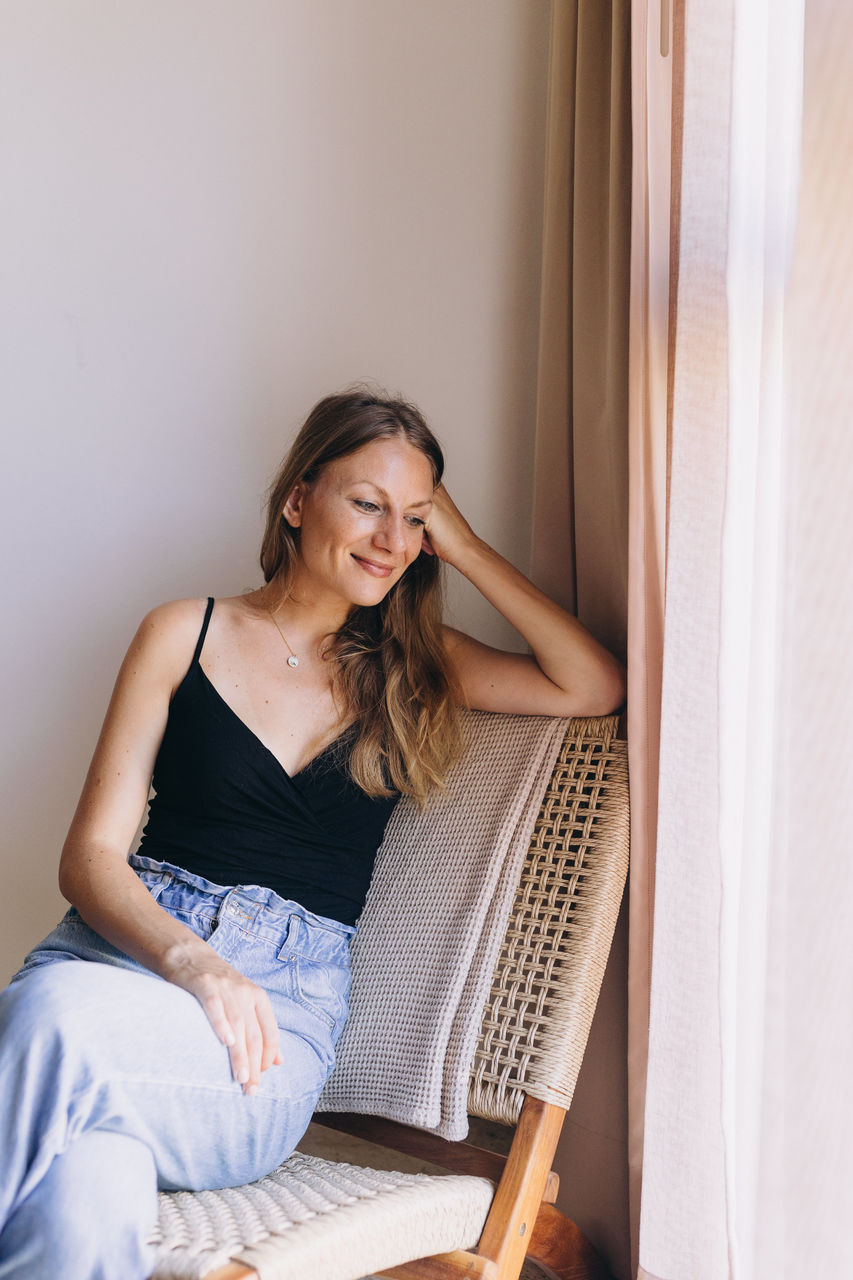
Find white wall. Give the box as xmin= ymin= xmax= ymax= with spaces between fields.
xmin=0 ymin=7 xmax=635 ymax=1276
xmin=0 ymin=0 xmax=550 ymax=976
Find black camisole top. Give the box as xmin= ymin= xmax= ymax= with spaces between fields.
xmin=135 ymin=597 xmax=399 ymax=926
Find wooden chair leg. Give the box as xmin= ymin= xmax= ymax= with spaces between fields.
xmin=525 ymin=1203 xmax=613 ymax=1280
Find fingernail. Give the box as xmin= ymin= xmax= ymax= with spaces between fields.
xmin=245 ymin=1084 xmax=257 ymax=1097
xmin=236 ymin=1068 xmax=249 ymax=1084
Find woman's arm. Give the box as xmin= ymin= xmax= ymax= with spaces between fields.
xmin=58 ymin=599 xmax=281 ymax=1094
xmin=423 ymin=486 xmax=626 ymax=716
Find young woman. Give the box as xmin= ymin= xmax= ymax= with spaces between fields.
xmin=0 ymin=390 xmax=624 ymax=1279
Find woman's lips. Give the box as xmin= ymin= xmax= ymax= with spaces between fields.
xmin=352 ymin=554 xmax=395 ymax=578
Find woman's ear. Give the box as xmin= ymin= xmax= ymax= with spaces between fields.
xmin=282 ymin=483 xmax=304 ymax=528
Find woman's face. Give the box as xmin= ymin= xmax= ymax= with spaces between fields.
xmin=283 ymin=436 xmax=435 ymax=611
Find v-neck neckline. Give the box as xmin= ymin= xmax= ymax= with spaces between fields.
xmin=194 ymin=663 xmax=351 ymax=781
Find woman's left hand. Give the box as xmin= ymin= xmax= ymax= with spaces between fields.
xmin=421 ymin=485 xmax=626 ymax=718
xmin=421 ymin=485 xmax=479 ymax=566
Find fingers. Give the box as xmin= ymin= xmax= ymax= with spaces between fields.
xmin=256 ymin=995 xmax=283 ymax=1074
xmin=420 ymin=483 xmax=475 ymax=566
xmin=199 ymin=988 xmax=236 ymax=1050
xmin=240 ymin=1015 xmax=264 ymax=1094
xmin=226 ymin=990 xmax=282 ymax=1095
xmin=193 ymin=971 xmax=281 ymax=1096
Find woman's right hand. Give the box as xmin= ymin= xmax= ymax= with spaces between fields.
xmin=162 ymin=943 xmax=283 ymax=1095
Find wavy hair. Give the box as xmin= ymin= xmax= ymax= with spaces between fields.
xmin=260 ymin=389 xmax=464 ymax=804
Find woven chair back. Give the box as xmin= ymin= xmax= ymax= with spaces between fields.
xmin=467 ymin=715 xmax=629 ymax=1126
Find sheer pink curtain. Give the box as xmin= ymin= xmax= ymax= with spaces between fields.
xmin=632 ymin=1 xmax=853 ymax=1277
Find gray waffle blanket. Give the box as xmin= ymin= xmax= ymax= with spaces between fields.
xmin=317 ymin=710 xmax=567 ymax=1139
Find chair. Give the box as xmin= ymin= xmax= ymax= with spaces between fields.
xmin=150 ymin=715 xmax=628 ymax=1280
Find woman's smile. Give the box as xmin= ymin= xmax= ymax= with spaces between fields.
xmin=351 ymin=554 xmax=396 ymax=577
xmin=283 ymin=437 xmax=435 ymax=609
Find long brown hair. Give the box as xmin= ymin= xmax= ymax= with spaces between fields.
xmin=260 ymin=389 xmax=464 ymax=803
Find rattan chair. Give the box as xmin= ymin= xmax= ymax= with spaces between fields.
xmin=150 ymin=715 xmax=628 ymax=1280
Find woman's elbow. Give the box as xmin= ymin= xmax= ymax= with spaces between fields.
xmin=567 ymin=662 xmax=626 ymax=718
xmin=57 ymin=834 xmax=103 ymax=904
xmin=57 ymin=842 xmax=81 ymax=904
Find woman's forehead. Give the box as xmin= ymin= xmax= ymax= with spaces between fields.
xmin=325 ymin=438 xmax=436 ymax=493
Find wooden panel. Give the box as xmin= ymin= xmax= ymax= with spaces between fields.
xmin=201 ymin=1265 xmax=259 ymax=1280
xmin=315 ymin=1114 xmax=508 ymax=1181
xmin=314 ymin=1113 xmax=559 ymax=1203
xmin=376 ymin=1250 xmax=497 ymax=1280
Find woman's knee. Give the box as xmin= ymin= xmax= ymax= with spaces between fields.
xmin=0 ymin=962 xmax=154 ymax=1111
xmin=0 ymin=963 xmax=93 ymax=1058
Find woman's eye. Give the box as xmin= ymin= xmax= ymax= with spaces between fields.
xmin=354 ymin=499 xmax=380 ymax=513
xmin=405 ymin=516 xmax=426 ymax=528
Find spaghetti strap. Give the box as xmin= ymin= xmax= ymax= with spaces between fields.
xmin=191 ymin=597 xmax=215 ymax=666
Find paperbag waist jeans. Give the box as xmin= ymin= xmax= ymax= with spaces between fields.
xmin=0 ymin=855 xmax=355 ymax=1280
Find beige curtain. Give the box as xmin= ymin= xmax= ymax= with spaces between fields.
xmin=530 ymin=3 xmax=632 ymax=1277
xmin=531 ymin=0 xmax=630 ymax=656
xmin=634 ymin=1 xmax=853 ymax=1276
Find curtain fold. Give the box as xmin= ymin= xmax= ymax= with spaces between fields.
xmin=531 ymin=0 xmax=630 ymax=659
xmin=626 ymin=2 xmax=671 ymax=1274
xmin=530 ymin=3 xmax=632 ymax=1276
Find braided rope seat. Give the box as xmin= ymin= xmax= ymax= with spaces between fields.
xmin=151 ymin=1153 xmax=494 ymax=1280
xmin=150 ymin=715 xmax=628 ymax=1280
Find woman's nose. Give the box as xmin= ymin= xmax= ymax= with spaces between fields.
xmin=374 ymin=513 xmax=407 ymax=554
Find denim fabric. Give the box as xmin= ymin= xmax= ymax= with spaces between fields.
xmin=0 ymin=857 xmax=355 ymax=1280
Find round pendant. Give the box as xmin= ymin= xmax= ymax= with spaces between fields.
xmin=287 ymin=655 xmax=299 ymax=668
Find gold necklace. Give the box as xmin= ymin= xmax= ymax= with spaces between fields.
xmin=267 ymin=609 xmax=300 ymax=668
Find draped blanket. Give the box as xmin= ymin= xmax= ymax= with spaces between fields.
xmin=317 ymin=711 xmax=568 ymax=1140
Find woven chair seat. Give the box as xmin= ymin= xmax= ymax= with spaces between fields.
xmin=151 ymin=1151 xmax=494 ymax=1280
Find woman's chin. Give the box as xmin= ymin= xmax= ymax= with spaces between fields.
xmin=344 ymin=571 xmax=403 ymax=610
xmin=350 ymin=583 xmax=396 ymax=609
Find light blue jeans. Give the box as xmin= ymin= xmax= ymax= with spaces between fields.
xmin=0 ymin=855 xmax=355 ymax=1280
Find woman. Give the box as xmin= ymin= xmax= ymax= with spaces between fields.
xmin=0 ymin=390 xmax=624 ymax=1279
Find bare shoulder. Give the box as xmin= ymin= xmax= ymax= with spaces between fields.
xmin=134 ymin=596 xmax=209 ymax=650
xmin=125 ymin=597 xmax=211 ymax=693
xmin=138 ymin=595 xmax=209 ymax=635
